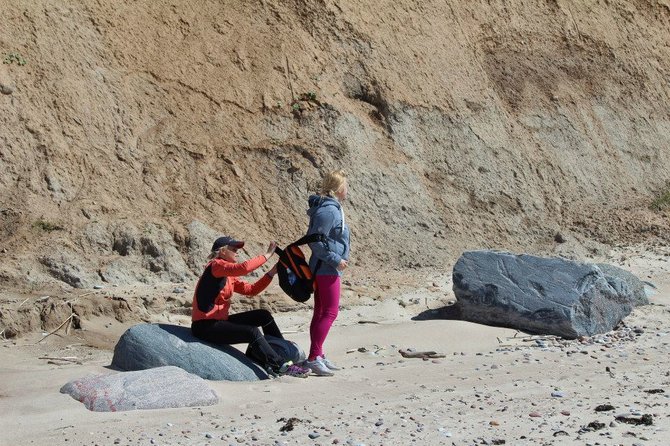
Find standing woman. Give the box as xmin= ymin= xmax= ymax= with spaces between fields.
xmin=191 ymin=236 xmax=309 ymax=378
xmin=304 ymin=169 xmax=350 ymax=376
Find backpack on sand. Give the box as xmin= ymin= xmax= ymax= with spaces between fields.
xmin=245 ymin=335 xmax=306 ymax=365
xmin=274 ymin=233 xmax=325 ymax=303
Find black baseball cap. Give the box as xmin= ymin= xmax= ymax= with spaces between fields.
xmin=211 ymin=236 xmax=245 ymax=251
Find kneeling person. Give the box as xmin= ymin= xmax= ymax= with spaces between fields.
xmin=191 ymin=236 xmax=309 ymax=378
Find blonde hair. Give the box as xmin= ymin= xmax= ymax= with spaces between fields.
xmin=319 ymin=169 xmax=347 ymax=197
xmin=207 ymin=248 xmax=221 ymax=260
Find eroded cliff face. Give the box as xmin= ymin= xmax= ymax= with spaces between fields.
xmin=1 ymin=0 xmax=669 ymax=289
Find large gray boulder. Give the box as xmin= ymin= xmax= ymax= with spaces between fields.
xmin=452 ymin=251 xmax=649 ymax=338
xmin=595 ymin=263 xmax=650 ymax=307
xmin=60 ymin=366 xmax=218 ymax=412
xmin=111 ymin=323 xmax=268 ymax=381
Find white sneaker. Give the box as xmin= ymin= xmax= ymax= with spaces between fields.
xmin=304 ymin=358 xmax=334 ymax=376
xmin=319 ymin=355 xmax=341 ymax=371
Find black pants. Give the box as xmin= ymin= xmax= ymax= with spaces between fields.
xmin=191 ymin=309 xmax=285 ymax=371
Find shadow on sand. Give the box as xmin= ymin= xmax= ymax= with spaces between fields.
xmin=412 ymin=304 xmax=462 ymax=321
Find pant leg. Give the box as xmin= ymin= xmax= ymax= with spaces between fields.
xmin=227 ymin=309 xmax=284 ymax=339
xmin=308 ymin=274 xmax=340 ymax=360
xmin=191 ymin=314 xmax=284 ymax=370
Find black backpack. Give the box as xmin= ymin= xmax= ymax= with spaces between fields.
xmin=274 ymin=233 xmax=325 ymax=303
xmin=245 ymin=335 xmax=306 ymax=365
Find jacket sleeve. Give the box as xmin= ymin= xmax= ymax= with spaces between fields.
xmin=210 ymin=255 xmax=267 ymax=277
xmin=232 ymin=273 xmax=273 ymax=296
xmin=308 ymin=207 xmax=342 ymax=268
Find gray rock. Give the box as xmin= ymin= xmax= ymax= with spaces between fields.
xmin=60 ymin=365 xmax=218 ymax=411
xmin=107 ymin=222 xmax=195 ymax=283
xmin=38 ymin=250 xmax=100 ymax=288
xmin=99 ymin=257 xmax=152 ymax=285
xmin=185 ymin=220 xmax=219 ymax=273
xmin=111 ymin=323 xmax=268 ymax=381
xmin=138 ymin=224 xmax=193 ymax=282
xmin=0 ymin=82 xmax=14 ymax=95
xmin=82 ymin=221 xmax=115 ymax=250
xmin=595 ymin=263 xmax=649 ymax=306
xmin=452 ymin=251 xmax=648 ymax=339
xmin=39 ymin=219 xmax=203 ymax=287
xmin=111 ymin=223 xmax=141 ymax=256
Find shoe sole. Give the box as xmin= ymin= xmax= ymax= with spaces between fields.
xmin=283 ymin=374 xmax=309 ymax=378
xmin=302 ymin=361 xmax=335 ymax=376
xmin=318 ymin=357 xmax=340 ymax=371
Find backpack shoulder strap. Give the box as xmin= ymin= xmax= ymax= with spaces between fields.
xmin=290 ymin=233 xmax=326 ymax=247
xmin=293 ymin=233 xmax=326 ymax=276
xmin=273 ymin=233 xmax=326 ymax=263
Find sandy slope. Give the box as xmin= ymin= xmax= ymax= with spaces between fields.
xmin=1 ymin=245 xmax=669 ymax=446
xmin=2 ymin=2 xmax=670 ymax=444
xmin=2 ymin=0 xmax=670 ymax=292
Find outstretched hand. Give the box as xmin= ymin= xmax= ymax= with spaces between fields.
xmin=265 ymin=241 xmax=278 ymax=258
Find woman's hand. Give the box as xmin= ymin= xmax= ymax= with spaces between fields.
xmin=265 ymin=241 xmax=278 ymax=259
xmin=337 ymin=259 xmax=348 ymax=271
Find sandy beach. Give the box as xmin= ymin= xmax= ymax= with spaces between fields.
xmin=1 ymin=244 xmax=669 ymax=446
xmin=2 ymin=1 xmax=670 ymax=445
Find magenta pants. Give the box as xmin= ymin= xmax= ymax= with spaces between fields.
xmin=308 ymin=274 xmax=340 ymax=360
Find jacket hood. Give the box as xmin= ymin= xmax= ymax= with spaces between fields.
xmin=307 ymin=194 xmax=340 ymax=217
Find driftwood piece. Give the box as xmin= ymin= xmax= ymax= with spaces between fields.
xmin=37 ymin=314 xmax=74 ymax=343
xmin=285 ymin=55 xmax=295 ymax=101
xmin=39 ymin=356 xmax=83 ymax=365
xmin=398 ymin=349 xmax=446 ymax=359
xmin=36 ymin=301 xmax=78 ymax=343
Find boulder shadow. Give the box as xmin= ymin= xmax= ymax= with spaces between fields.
xmin=411 ymin=305 xmax=546 ymax=338
xmin=412 ymin=304 xmax=463 ymax=321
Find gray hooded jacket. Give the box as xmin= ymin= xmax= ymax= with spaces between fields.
xmin=306 ymin=194 xmax=350 ymax=277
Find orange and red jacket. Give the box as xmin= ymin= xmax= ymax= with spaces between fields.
xmin=191 ymin=255 xmax=271 ymax=322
